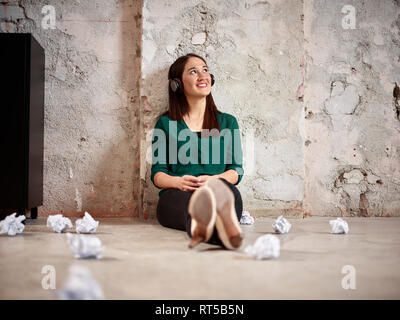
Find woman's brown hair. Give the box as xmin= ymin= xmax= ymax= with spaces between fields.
xmin=160 ymin=53 xmax=220 ymax=131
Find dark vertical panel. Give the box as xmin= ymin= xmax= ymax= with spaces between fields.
xmin=0 ymin=33 xmax=44 ymax=213
xmin=28 ymin=36 xmax=44 ymax=208
xmin=0 ymin=34 xmax=27 ymax=208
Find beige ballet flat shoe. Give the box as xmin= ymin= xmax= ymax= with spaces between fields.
xmin=187 ymin=185 xmax=217 ymax=249
xmin=205 ymin=178 xmax=243 ymax=250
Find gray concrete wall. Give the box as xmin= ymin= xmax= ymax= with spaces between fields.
xmin=141 ymin=0 xmax=305 ymax=218
xmin=1 ymin=0 xmax=399 ymax=218
xmin=303 ymin=0 xmax=400 ymax=217
xmin=1 ymin=0 xmax=142 ymax=217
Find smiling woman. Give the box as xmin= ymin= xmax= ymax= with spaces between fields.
xmin=164 ymin=53 xmax=220 ymax=131
xmin=150 ymin=53 xmax=244 ymax=250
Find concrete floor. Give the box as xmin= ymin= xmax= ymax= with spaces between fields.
xmin=0 ymin=216 xmax=399 ymax=299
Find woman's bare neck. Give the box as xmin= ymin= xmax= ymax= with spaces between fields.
xmin=185 ymin=96 xmax=206 ymax=120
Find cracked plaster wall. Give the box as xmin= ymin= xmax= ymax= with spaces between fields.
xmin=2 ymin=0 xmax=399 ymax=219
xmin=1 ymin=0 xmax=142 ymax=217
xmin=141 ymin=0 xmax=305 ymax=219
xmin=303 ymin=0 xmax=400 ymax=217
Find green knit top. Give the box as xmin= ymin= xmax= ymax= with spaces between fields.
xmin=150 ymin=111 xmax=244 ymax=196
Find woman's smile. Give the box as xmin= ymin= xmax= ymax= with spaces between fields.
xmin=197 ymin=82 xmax=208 ymax=88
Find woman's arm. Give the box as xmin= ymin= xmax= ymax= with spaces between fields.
xmin=214 ymin=169 xmax=239 ymax=185
xmin=153 ymin=172 xmax=179 ymax=189
xmin=223 ymin=115 xmax=244 ymax=185
xmin=197 ymin=169 xmax=239 ymax=186
xmin=154 ymin=172 xmax=202 ymax=192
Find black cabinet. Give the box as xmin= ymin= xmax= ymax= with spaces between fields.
xmin=0 ymin=33 xmax=44 ymax=219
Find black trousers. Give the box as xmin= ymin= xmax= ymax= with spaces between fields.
xmin=156 ymin=178 xmax=243 ymax=247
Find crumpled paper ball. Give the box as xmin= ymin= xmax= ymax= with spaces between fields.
xmin=330 ymin=218 xmax=349 ymax=234
xmin=272 ymin=215 xmax=291 ymax=234
xmin=47 ymin=214 xmax=73 ymax=233
xmin=75 ymin=211 xmax=99 ymax=234
xmin=240 ymin=211 xmax=255 ymax=225
xmin=66 ymin=233 xmax=104 ymax=259
xmin=0 ymin=213 xmax=25 ymax=236
xmin=244 ymin=234 xmax=280 ymax=260
xmin=57 ymin=264 xmax=104 ymax=300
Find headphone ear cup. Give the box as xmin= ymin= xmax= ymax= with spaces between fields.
xmin=210 ymin=74 xmax=215 ymax=86
xmin=169 ymin=78 xmax=182 ymax=93
xmin=169 ymin=79 xmax=180 ymax=92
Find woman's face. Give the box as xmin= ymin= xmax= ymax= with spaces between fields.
xmin=181 ymin=56 xmax=212 ymax=98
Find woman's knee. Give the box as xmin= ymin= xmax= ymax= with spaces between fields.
xmin=219 ymin=178 xmax=242 ymax=200
xmin=231 ymin=185 xmax=242 ymax=202
xmin=156 ymin=189 xmax=174 ymax=227
xmin=156 ymin=188 xmax=191 ymax=230
xmin=156 ymin=199 xmax=168 ymax=228
xmin=218 ymin=178 xmax=243 ymax=218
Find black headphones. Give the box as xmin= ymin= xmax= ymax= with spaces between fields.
xmin=169 ymin=74 xmax=215 ymax=93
